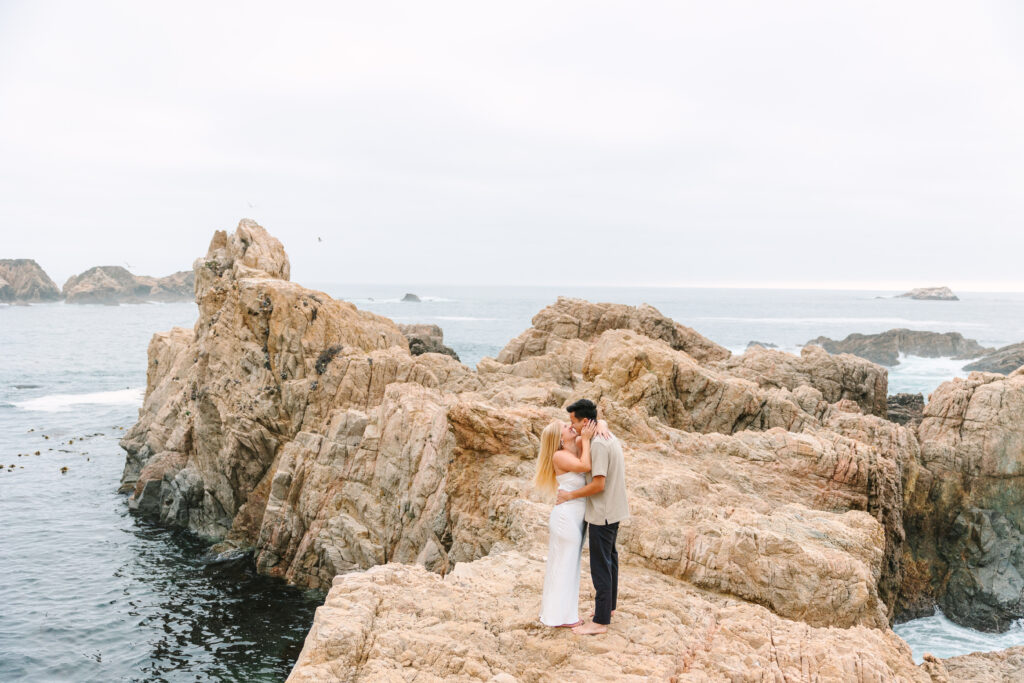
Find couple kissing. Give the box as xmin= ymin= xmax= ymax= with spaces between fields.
xmin=534 ymin=399 xmax=630 ymax=635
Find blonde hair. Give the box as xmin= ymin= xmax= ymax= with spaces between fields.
xmin=534 ymin=421 xmax=562 ymax=497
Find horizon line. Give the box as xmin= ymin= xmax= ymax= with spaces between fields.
xmin=301 ymin=280 xmax=1024 ymax=294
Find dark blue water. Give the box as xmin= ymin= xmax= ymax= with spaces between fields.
xmin=0 ymin=303 xmax=322 ymax=682
xmin=3 ymin=288 xmax=1024 ymax=680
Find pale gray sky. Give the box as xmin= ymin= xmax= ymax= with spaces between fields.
xmin=1 ymin=1 xmax=1022 ymax=290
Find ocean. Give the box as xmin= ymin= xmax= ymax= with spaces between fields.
xmin=2 ymin=286 xmax=1023 ymax=679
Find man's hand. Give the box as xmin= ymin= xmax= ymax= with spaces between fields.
xmin=555 ymin=489 xmax=572 ymax=505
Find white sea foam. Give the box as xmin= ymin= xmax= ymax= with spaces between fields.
xmin=895 ymin=607 xmax=1024 ymax=663
xmin=13 ymin=387 xmax=145 ymax=412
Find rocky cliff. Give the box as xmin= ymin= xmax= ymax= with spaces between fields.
xmin=807 ymin=328 xmax=992 ymax=367
xmin=63 ymin=265 xmax=195 ymax=304
xmin=121 ymin=220 xmax=1024 ymax=680
xmin=0 ymin=259 xmax=62 ymax=302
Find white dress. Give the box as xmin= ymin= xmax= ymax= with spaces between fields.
xmin=539 ymin=471 xmax=587 ymax=626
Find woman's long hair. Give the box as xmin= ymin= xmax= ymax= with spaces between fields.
xmin=534 ymin=421 xmax=562 ymax=497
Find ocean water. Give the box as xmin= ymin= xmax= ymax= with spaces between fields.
xmin=2 ymin=287 xmax=1023 ymax=679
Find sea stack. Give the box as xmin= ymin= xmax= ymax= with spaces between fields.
xmin=0 ymin=259 xmax=62 ymax=302
xmin=62 ymin=266 xmax=195 ymax=304
xmin=401 ymin=292 xmax=421 ymax=302
xmin=896 ymin=286 xmax=959 ymax=301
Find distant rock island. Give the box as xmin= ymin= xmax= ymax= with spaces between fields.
xmin=807 ymin=328 xmax=992 ymax=366
xmin=0 ymin=258 xmax=195 ymax=305
xmin=897 ymin=286 xmax=959 ymax=301
xmin=62 ymin=266 xmax=194 ymax=305
xmin=401 ymin=292 xmax=421 ymax=302
xmin=0 ymin=259 xmax=62 ymax=303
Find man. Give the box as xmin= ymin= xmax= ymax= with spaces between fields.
xmin=556 ymin=398 xmax=630 ymax=635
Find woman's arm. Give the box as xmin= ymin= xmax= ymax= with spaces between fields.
xmin=595 ymin=419 xmax=611 ymax=439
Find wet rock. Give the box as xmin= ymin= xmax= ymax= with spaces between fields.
xmin=401 ymin=292 xmax=421 ymax=302
xmin=807 ymin=329 xmax=992 ymax=367
xmin=888 ymin=392 xmax=925 ymax=427
xmin=938 ymin=508 xmax=1024 ymax=632
xmin=964 ymin=342 xmax=1024 ymax=375
xmin=746 ymin=340 xmax=777 ymax=348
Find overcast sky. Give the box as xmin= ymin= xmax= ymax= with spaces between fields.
xmin=1 ymin=1 xmax=1022 ymax=290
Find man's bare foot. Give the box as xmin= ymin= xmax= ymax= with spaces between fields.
xmin=572 ymin=621 xmax=608 ymax=635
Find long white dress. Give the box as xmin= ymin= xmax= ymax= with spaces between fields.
xmin=539 ymin=471 xmax=587 ymax=626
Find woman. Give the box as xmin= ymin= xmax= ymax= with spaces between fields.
xmin=535 ymin=419 xmax=603 ymax=627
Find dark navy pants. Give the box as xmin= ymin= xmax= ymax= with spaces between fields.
xmin=587 ymin=521 xmax=619 ymax=625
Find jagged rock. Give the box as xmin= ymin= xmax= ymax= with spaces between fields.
xmin=287 ymin=558 xmax=932 ymax=683
xmin=717 ymin=344 xmax=889 ymax=417
xmin=938 ymin=646 xmax=1024 ymax=681
xmin=149 ymin=270 xmax=195 ymax=302
xmin=807 ymin=329 xmax=992 ymax=366
xmin=497 ymin=296 xmax=730 ymax=366
xmin=888 ymin=392 xmax=925 ymax=428
xmin=402 ymin=292 xmax=421 ymax=302
xmin=897 ymin=286 xmax=960 ymax=301
xmin=746 ymin=340 xmax=777 ymax=348
xmin=940 ymin=508 xmax=1024 ymax=631
xmin=0 ymin=259 xmax=61 ymax=302
xmin=964 ymin=342 xmax=1024 ymax=375
xmin=122 ymin=220 xmax=1024 ymax=679
xmin=399 ymin=323 xmax=460 ymax=361
xmin=903 ymin=369 xmax=1024 ymax=631
xmin=63 ymin=265 xmax=195 ymax=304
xmin=0 ymin=276 xmax=13 ymax=302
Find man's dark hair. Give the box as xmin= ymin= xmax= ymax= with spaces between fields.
xmin=566 ymin=398 xmax=597 ymax=421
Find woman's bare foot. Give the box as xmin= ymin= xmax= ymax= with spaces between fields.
xmin=572 ymin=621 xmax=608 ymax=635
xmin=553 ymin=620 xmax=583 ymax=628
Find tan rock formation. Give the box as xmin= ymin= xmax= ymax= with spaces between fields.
xmin=63 ymin=265 xmax=195 ymax=304
xmin=399 ymin=323 xmax=460 ymax=361
xmin=935 ymin=646 xmax=1024 ymax=681
xmin=288 ymin=558 xmax=931 ymax=682
xmin=122 ymin=220 xmax=1018 ymax=680
xmin=0 ymin=259 xmax=61 ymax=302
xmin=716 ymin=343 xmax=889 ymax=416
xmin=497 ymin=297 xmax=730 ymax=366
